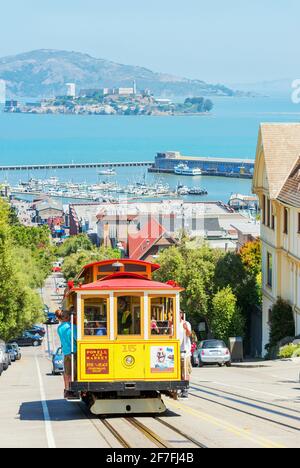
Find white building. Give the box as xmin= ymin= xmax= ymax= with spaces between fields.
xmin=253 ymin=123 xmax=300 ymax=351
xmin=66 ymin=83 xmax=76 ymax=98
xmin=0 ymin=79 xmax=6 ymax=104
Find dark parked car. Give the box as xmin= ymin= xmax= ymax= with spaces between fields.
xmin=27 ymin=326 xmax=46 ymax=337
xmin=10 ymin=332 xmax=43 ymax=347
xmin=44 ymin=313 xmax=59 ymax=325
xmin=52 ymin=348 xmax=64 ymax=375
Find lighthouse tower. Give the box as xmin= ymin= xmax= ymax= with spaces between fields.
xmin=133 ymin=80 xmax=137 ymax=95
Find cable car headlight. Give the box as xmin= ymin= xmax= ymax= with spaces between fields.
xmin=123 ymin=355 xmax=135 ymax=367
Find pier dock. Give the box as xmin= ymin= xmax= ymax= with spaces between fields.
xmin=0 ymin=161 xmax=153 ymax=172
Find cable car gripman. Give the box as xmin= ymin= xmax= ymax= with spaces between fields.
xmin=64 ymin=259 xmax=188 ymax=415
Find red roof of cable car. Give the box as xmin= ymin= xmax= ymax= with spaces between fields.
xmin=77 ymin=259 xmax=160 ymax=279
xmin=73 ymin=272 xmax=183 ymax=291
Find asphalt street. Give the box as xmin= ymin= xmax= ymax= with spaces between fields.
xmin=0 ymin=274 xmax=299 ymax=448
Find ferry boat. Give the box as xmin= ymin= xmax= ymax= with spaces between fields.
xmin=174 ymin=163 xmax=202 ymax=176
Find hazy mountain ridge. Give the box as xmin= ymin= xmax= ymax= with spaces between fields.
xmin=0 ymin=49 xmax=243 ymax=99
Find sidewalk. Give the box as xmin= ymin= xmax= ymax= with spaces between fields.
xmin=231 ymin=357 xmax=300 ymax=368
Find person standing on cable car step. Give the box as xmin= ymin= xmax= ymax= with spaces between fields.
xmin=179 ymin=310 xmax=192 ymax=398
xmin=57 ymin=309 xmax=78 ymax=399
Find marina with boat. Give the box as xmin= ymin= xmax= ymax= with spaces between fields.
xmin=7 ymin=175 xmax=209 ymax=202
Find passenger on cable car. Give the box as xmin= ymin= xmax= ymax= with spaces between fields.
xmin=151 ymin=317 xmax=160 ymax=335
xmin=118 ymin=297 xmax=133 ymax=335
xmin=56 ymin=309 xmax=78 ymax=398
xmin=95 ymin=321 xmax=107 ymax=336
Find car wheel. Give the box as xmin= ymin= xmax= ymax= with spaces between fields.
xmin=226 ymin=362 xmax=232 ymax=367
xmin=33 ymin=340 xmax=40 ymax=347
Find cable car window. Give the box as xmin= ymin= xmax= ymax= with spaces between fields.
xmin=117 ymin=296 xmax=141 ymax=335
xmin=83 ymin=297 xmax=108 ymax=337
xmin=150 ymin=297 xmax=174 ymax=336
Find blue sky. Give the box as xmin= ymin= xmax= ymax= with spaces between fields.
xmin=0 ymin=0 xmax=299 ymax=83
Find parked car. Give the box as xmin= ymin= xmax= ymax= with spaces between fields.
xmin=10 ymin=332 xmax=43 ymax=347
xmin=193 ymin=340 xmax=232 ymax=367
xmin=27 ymin=326 xmax=46 ymax=337
xmin=6 ymin=344 xmax=16 ymax=362
xmin=7 ymin=342 xmax=21 ymax=361
xmin=0 ymin=340 xmax=6 ymax=375
xmin=3 ymin=345 xmax=11 ymax=370
xmin=44 ymin=312 xmax=59 ymax=325
xmin=52 ymin=347 xmax=64 ymax=375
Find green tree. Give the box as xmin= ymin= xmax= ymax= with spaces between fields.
xmin=240 ymin=239 xmax=262 ymax=278
xmin=269 ymin=299 xmax=295 ymax=347
xmin=62 ymin=246 xmax=121 ymax=281
xmin=210 ymin=286 xmax=245 ymax=343
xmin=203 ymin=99 xmax=213 ymax=112
xmin=0 ymin=200 xmax=44 ymax=340
xmin=56 ymin=234 xmax=93 ymax=257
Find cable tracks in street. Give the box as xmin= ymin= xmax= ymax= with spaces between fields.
xmin=189 ymin=382 xmax=300 ymax=433
xmin=100 ymin=416 xmax=207 ymax=449
xmin=78 ymin=402 xmax=207 ymax=448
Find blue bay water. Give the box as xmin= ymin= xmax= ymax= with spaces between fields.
xmin=0 ymin=96 xmax=299 ymax=202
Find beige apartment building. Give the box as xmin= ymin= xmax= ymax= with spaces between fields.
xmin=253 ymin=123 xmax=300 ymax=351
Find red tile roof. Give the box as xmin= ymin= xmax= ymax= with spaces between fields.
xmin=128 ymin=216 xmax=166 ymax=260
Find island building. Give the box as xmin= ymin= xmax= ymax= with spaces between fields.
xmin=66 ymin=83 xmax=76 ymax=98
xmin=253 ymin=123 xmax=300 ymax=351
xmin=0 ymin=79 xmax=6 ymax=104
xmin=150 ymin=151 xmax=254 ymax=179
xmin=80 ymin=82 xmax=137 ymax=98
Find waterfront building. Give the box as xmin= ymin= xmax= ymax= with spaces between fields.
xmin=252 ymin=123 xmax=300 ymax=351
xmin=228 ymin=193 xmax=259 ymax=211
xmin=32 ymin=198 xmax=64 ymax=224
xmin=151 ymin=151 xmax=254 ymax=179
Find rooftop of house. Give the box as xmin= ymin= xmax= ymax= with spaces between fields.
xmin=258 ymin=123 xmax=300 ymax=200
xmin=277 ymin=157 xmax=300 ymax=208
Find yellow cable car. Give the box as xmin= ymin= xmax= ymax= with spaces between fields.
xmin=64 ymin=259 xmax=188 ymax=415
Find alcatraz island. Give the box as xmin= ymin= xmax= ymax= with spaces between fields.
xmin=4 ymin=82 xmax=214 ymax=116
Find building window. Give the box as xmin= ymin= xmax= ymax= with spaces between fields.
xmin=262 ymin=195 xmax=266 ymax=225
xmin=298 ymin=213 xmax=300 ymax=234
xmin=284 ymin=208 xmax=288 ymax=234
xmin=267 ymin=308 xmax=273 ymax=325
xmin=267 ymin=253 xmax=273 ymax=288
xmin=267 ymin=198 xmax=271 ymax=227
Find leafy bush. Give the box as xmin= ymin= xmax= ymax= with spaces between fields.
xmin=278 ymin=344 xmax=300 ymax=359
xmin=292 ymin=347 xmax=300 ymax=358
xmin=269 ymin=300 xmax=295 ymax=347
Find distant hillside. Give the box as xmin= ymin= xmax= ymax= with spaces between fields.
xmin=229 ymin=78 xmax=293 ymax=97
xmin=0 ymin=49 xmax=244 ymax=99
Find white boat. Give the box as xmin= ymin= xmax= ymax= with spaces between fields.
xmin=174 ymin=163 xmax=202 ymax=176
xmin=97 ymin=168 xmax=116 ymax=176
